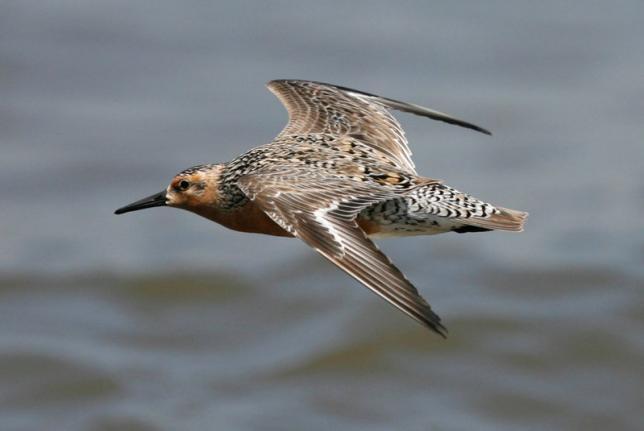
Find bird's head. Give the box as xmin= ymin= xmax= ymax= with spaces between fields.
xmin=114 ymin=164 xmax=224 ymax=215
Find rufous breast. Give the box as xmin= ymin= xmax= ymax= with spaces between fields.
xmin=192 ymin=200 xmax=294 ymax=237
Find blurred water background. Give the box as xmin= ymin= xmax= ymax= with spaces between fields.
xmin=1 ymin=1 xmax=643 ymax=430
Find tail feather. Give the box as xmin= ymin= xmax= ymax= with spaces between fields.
xmin=463 ymin=207 xmax=528 ymax=232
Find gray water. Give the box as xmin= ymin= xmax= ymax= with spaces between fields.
xmin=1 ymin=1 xmax=643 ymax=430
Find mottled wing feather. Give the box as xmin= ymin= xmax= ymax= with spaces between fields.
xmin=237 ymin=173 xmax=447 ymax=337
xmin=267 ymin=79 xmax=491 ymax=174
xmin=268 ymin=79 xmax=415 ymax=173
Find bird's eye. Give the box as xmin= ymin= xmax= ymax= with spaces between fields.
xmin=178 ymin=180 xmax=190 ymax=190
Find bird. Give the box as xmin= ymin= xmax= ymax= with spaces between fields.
xmin=115 ymin=80 xmax=527 ymax=337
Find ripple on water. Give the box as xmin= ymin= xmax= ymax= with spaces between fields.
xmin=0 ymin=353 xmax=120 ymax=408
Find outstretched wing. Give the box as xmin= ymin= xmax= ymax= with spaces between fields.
xmin=267 ymin=79 xmax=490 ymax=174
xmin=237 ymin=171 xmax=447 ymax=337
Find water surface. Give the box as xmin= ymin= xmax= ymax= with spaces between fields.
xmin=1 ymin=1 xmax=643 ymax=430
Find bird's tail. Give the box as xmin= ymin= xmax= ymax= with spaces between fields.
xmin=463 ymin=206 xmax=528 ymax=232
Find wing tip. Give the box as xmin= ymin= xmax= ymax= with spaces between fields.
xmin=448 ymin=120 xmax=492 ymax=136
xmin=423 ymin=312 xmax=448 ymax=338
xmin=471 ymin=124 xmax=493 ymax=136
xmin=432 ymin=323 xmax=449 ymax=339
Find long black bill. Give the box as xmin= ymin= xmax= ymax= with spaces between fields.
xmin=114 ymin=191 xmax=167 ymax=215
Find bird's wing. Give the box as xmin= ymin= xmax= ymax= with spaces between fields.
xmin=237 ymin=170 xmax=447 ymax=336
xmin=267 ymin=79 xmax=491 ymax=174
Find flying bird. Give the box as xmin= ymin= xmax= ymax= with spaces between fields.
xmin=115 ymin=80 xmax=527 ymax=337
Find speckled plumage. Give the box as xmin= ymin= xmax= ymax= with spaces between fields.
xmin=116 ymin=80 xmax=527 ymax=337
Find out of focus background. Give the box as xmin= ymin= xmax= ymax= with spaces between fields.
xmin=1 ymin=1 xmax=643 ymax=430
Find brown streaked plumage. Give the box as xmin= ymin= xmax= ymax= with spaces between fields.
xmin=115 ymin=79 xmax=527 ymax=337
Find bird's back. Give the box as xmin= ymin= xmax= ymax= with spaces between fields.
xmin=221 ymin=134 xmax=526 ymax=239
